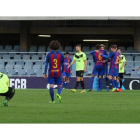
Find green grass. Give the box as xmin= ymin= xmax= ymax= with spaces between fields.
xmin=0 ymin=89 xmax=140 ymax=123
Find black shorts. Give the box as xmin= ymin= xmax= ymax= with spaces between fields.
xmin=118 ymin=73 xmax=124 ymax=78
xmin=0 ymin=87 xmax=15 ymax=100
xmin=76 ymin=70 xmax=84 ymax=77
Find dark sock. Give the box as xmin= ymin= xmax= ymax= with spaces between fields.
xmin=99 ymin=78 xmax=103 ymax=90
xmin=80 ymin=81 xmax=85 ymax=89
xmin=114 ymin=80 xmax=118 ymax=89
xmin=120 ymin=80 xmax=122 ymax=88
xmin=57 ymin=86 xmax=63 ymax=95
xmin=75 ymin=81 xmax=80 ymax=89
xmin=89 ymin=77 xmax=94 ymax=89
xmin=110 ymin=79 xmax=115 ymax=88
xmin=49 ymin=87 xmax=54 ymax=101
xmin=105 ymin=77 xmax=109 ymax=87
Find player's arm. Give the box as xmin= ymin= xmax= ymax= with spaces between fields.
xmin=83 ymin=53 xmax=87 ymax=72
xmin=43 ymin=54 xmax=49 ymax=78
xmin=68 ymin=55 xmax=75 ymax=68
xmin=70 ymin=58 xmax=73 ymax=74
xmin=136 ymin=66 xmax=140 ymax=71
xmin=101 ymin=52 xmax=114 ymax=59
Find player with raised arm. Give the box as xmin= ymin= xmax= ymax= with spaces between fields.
xmin=68 ymin=44 xmax=87 ymax=93
xmin=100 ymin=45 xmax=120 ymax=92
xmin=0 ymin=72 xmax=15 ymax=107
xmin=43 ymin=40 xmax=64 ymax=103
xmin=63 ymin=52 xmax=72 ymax=89
xmin=100 ymin=44 xmax=109 ymax=92
xmin=88 ymin=44 xmax=108 ymax=92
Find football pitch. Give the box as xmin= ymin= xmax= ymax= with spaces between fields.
xmin=0 ymin=89 xmax=140 ymax=123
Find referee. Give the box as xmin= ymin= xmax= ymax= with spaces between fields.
xmin=68 ymin=44 xmax=87 ymax=93
xmin=117 ymin=48 xmax=126 ymax=92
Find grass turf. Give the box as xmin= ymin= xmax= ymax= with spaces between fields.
xmin=0 ymin=89 xmax=140 ymax=123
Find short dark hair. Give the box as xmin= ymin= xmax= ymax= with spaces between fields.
xmin=117 ymin=48 xmax=122 ymax=51
xmin=49 ymin=40 xmax=61 ymax=50
xmin=100 ymin=44 xmax=105 ymax=47
xmin=76 ymin=44 xmax=81 ymax=48
xmin=95 ymin=44 xmax=100 ymax=50
xmin=110 ymin=44 xmax=117 ymax=49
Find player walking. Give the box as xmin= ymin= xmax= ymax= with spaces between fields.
xmin=0 ymin=72 xmax=15 ymax=106
xmin=63 ymin=52 xmax=72 ymax=89
xmin=44 ymin=40 xmax=64 ymax=103
xmin=101 ymin=45 xmax=120 ymax=92
xmin=68 ymin=44 xmax=87 ymax=93
xmin=88 ymin=44 xmax=108 ymax=92
xmin=117 ymin=48 xmax=126 ymax=91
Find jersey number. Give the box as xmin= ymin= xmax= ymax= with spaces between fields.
xmin=53 ymin=59 xmax=57 ymax=68
xmin=0 ymin=74 xmax=3 ymax=79
xmin=116 ymin=56 xmax=119 ymax=62
xmin=98 ymin=55 xmax=102 ymax=61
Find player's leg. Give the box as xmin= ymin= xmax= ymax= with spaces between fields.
xmin=80 ymin=76 xmax=86 ymax=93
xmin=0 ymin=93 xmax=8 ymax=106
xmin=71 ymin=71 xmax=80 ymax=93
xmin=113 ymin=69 xmax=119 ymax=92
xmin=97 ymin=66 xmax=103 ymax=92
xmin=48 ymin=77 xmax=55 ymax=103
xmin=56 ymin=77 xmax=63 ymax=102
xmin=104 ymin=75 xmax=109 ymax=91
xmin=88 ymin=66 xmax=97 ymax=91
xmin=65 ymin=77 xmax=69 ymax=89
xmin=62 ymin=72 xmax=66 ymax=89
xmin=65 ymin=73 xmax=71 ymax=89
xmin=119 ymin=73 xmax=123 ymax=91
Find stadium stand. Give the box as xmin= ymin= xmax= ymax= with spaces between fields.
xmin=0 ymin=45 xmax=140 ymax=77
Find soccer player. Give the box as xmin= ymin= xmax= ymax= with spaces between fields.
xmin=88 ymin=44 xmax=108 ymax=92
xmin=63 ymin=52 xmax=73 ymax=89
xmin=100 ymin=44 xmax=109 ymax=91
xmin=68 ymin=44 xmax=87 ymax=93
xmin=44 ymin=40 xmax=64 ymax=103
xmin=117 ymin=48 xmax=126 ymax=91
xmin=0 ymin=72 xmax=15 ymax=107
xmin=100 ymin=45 xmax=120 ymax=92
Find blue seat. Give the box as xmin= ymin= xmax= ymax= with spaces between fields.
xmin=82 ymin=46 xmax=90 ymax=52
xmin=127 ymin=47 xmax=134 ymax=52
xmin=14 ymin=55 xmax=21 ymax=60
xmin=0 ymin=45 xmax=4 ymax=50
xmin=65 ymin=46 xmax=72 ymax=52
xmin=5 ymin=45 xmax=12 ymax=52
xmin=14 ymin=45 xmax=20 ymax=51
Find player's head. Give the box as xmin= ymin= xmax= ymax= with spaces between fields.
xmin=100 ymin=44 xmax=105 ymax=50
xmin=117 ymin=48 xmax=122 ymax=54
xmin=95 ymin=44 xmax=100 ymax=50
xmin=110 ymin=44 xmax=117 ymax=52
xmin=75 ymin=44 xmax=81 ymax=52
xmin=49 ymin=40 xmax=61 ymax=50
xmin=64 ymin=52 xmax=69 ymax=58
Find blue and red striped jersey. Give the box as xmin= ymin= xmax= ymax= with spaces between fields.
xmin=63 ymin=57 xmax=72 ymax=73
xmin=90 ymin=50 xmax=107 ymax=65
xmin=101 ymin=51 xmax=120 ymax=69
xmin=44 ymin=51 xmax=64 ymax=77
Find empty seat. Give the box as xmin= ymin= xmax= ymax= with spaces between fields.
xmin=14 ymin=45 xmax=20 ymax=51
xmin=47 ymin=46 xmax=52 ymax=52
xmin=30 ymin=46 xmax=37 ymax=52
xmin=87 ymin=54 xmax=93 ymax=60
xmin=14 ymin=55 xmax=21 ymax=60
xmin=7 ymin=69 xmax=16 ymax=75
xmin=5 ymin=62 xmax=15 ymax=69
xmin=82 ymin=46 xmax=90 ymax=52
xmin=9 ymin=50 xmax=18 ymax=57
xmin=5 ymin=45 xmax=12 ymax=52
xmin=0 ymin=62 xmax=4 ymax=68
xmin=127 ymin=47 xmax=134 ymax=52
xmin=32 ymin=55 xmax=39 ymax=60
xmin=58 ymin=46 xmax=63 ymax=51
xmin=16 ymin=61 xmax=24 ymax=67
xmin=132 ymin=50 xmax=140 ymax=57
xmin=118 ymin=46 xmax=125 ymax=51
xmin=38 ymin=46 xmax=46 ymax=52
xmin=91 ymin=46 xmax=96 ymax=50
xmin=27 ymin=69 xmax=35 ymax=75
xmin=131 ymin=71 xmax=138 ymax=77
xmin=23 ymin=55 xmax=30 ymax=60
xmin=18 ymin=69 xmax=27 ymax=75
xmin=125 ymin=69 xmax=132 ymax=74
xmin=126 ymin=56 xmax=133 ymax=61
xmin=87 ymin=66 xmax=93 ymax=75
xmin=0 ymin=69 xmax=7 ymax=74
xmin=124 ymin=50 xmax=131 ymax=56
xmin=0 ymin=45 xmax=4 ymax=50
xmin=20 ymin=50 xmax=27 ymax=56
xmin=65 ymin=46 xmax=72 ymax=52
xmin=134 ymin=56 xmax=140 ymax=61
xmin=3 ymin=54 xmax=10 ymax=60
xmin=34 ymin=69 xmax=43 ymax=75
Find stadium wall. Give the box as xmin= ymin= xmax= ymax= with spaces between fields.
xmin=9 ymin=77 xmax=140 ymax=90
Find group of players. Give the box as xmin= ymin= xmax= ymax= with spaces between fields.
xmin=43 ymin=40 xmax=126 ymax=103
xmin=0 ymin=40 xmax=126 ymax=105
